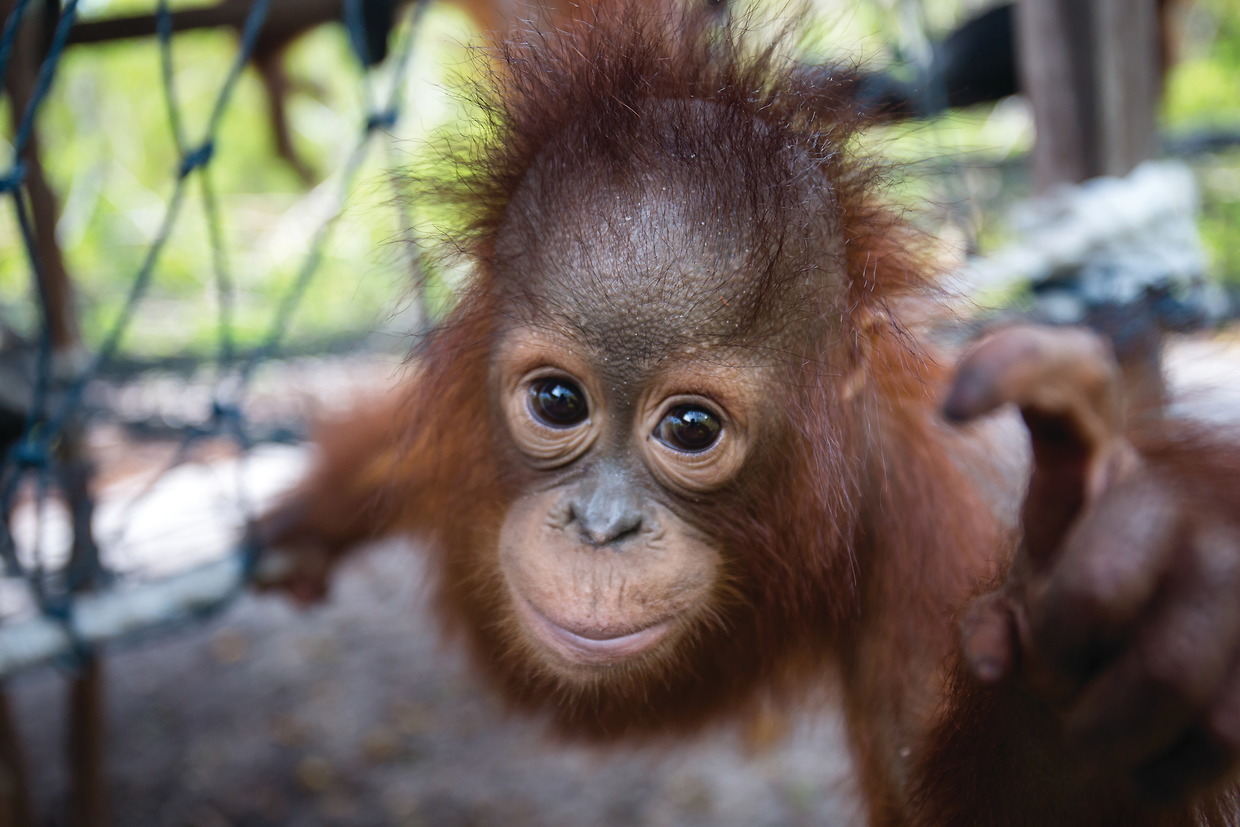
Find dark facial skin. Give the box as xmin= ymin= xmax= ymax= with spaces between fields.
xmin=487 ymin=160 xmax=791 ymax=681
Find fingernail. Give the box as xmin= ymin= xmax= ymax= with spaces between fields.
xmin=943 ymin=374 xmax=993 ymax=423
xmin=970 ymin=655 xmax=1005 ymax=684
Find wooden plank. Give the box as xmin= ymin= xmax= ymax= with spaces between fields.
xmin=1015 ymin=0 xmax=1160 ymax=189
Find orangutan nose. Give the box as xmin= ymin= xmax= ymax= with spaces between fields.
xmin=568 ymin=464 xmax=645 ymax=547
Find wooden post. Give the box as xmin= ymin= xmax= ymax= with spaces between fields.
xmin=1014 ymin=0 xmax=1160 ymax=190
xmin=1014 ymin=0 xmax=1168 ymax=415
xmin=4 ymin=2 xmax=80 ymax=351
xmin=0 ymin=690 xmax=33 ymax=827
xmin=68 ymin=658 xmax=107 ymax=827
xmin=4 ymin=4 xmax=108 ymax=824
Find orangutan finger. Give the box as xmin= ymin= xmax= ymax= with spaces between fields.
xmin=1133 ymin=642 xmax=1240 ymax=803
xmin=961 ymin=590 xmax=1018 ymax=684
xmin=944 ymin=325 xmax=1139 ymax=566
xmin=1063 ymin=521 xmax=1240 ymax=768
xmin=1026 ymin=476 xmax=1181 ymax=685
xmin=943 ymin=325 xmax=1120 ymax=445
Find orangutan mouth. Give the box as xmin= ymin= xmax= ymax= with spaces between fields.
xmin=515 ymin=597 xmax=673 ymax=666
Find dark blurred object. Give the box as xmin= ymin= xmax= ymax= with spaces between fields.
xmin=0 ymin=327 xmax=36 ymax=473
xmin=354 ymin=0 xmax=401 ymax=65
xmin=834 ymin=0 xmax=1184 ymax=121
xmin=817 ymin=3 xmax=1017 ymax=121
xmin=931 ymin=3 xmax=1017 ymax=110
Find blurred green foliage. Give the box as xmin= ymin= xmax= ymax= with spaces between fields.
xmin=1 ymin=0 xmax=1238 ymax=362
xmin=1 ymin=0 xmax=479 ymax=359
xmin=1166 ymin=0 xmax=1240 ymax=286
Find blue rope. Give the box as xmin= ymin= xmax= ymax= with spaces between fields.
xmin=0 ymin=0 xmax=431 ymax=644
xmin=240 ymin=0 xmax=431 ymax=382
xmin=204 ymin=0 xmax=274 ymax=138
xmin=367 ymin=108 xmax=399 ymax=132
xmin=0 ymin=161 xmax=24 ymax=193
xmin=343 ymin=0 xmax=372 ymax=68
xmin=156 ymin=0 xmax=188 ymax=152
xmin=9 ymin=0 xmax=81 ymax=166
xmin=178 ymin=142 xmax=216 ymax=178
xmin=47 ymin=0 xmax=275 ymax=435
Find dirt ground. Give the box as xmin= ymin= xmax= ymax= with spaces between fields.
xmin=10 ymin=540 xmax=859 ymax=827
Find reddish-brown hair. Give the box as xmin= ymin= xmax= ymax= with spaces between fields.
xmin=268 ymin=5 xmax=1240 ymax=821
xmin=381 ymin=2 xmax=1001 ymax=746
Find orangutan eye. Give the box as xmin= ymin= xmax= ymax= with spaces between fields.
xmin=655 ymin=405 xmax=722 ymax=452
xmin=528 ymin=378 xmax=588 ymax=428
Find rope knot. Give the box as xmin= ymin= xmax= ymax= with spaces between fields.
xmin=11 ymin=438 xmax=50 ymax=470
xmin=0 ymin=163 xmax=27 ymax=194
xmin=179 ymin=142 xmax=216 ymax=178
xmin=366 ymin=108 xmax=398 ymax=133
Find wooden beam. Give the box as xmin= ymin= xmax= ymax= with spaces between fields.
xmin=1015 ymin=0 xmax=1160 ymax=190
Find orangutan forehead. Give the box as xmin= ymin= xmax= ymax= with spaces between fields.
xmin=490 ymin=173 xmax=818 ymax=361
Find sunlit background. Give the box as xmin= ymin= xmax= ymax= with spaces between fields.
xmin=2 ymin=0 xmax=1236 ymax=359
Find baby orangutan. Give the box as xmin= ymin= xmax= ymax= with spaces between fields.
xmin=260 ymin=5 xmax=1240 ymax=823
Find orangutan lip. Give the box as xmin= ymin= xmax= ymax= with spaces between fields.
xmin=516 ymin=598 xmax=671 ymax=665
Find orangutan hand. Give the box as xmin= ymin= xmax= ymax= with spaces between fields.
xmin=946 ymin=325 xmax=1240 ymax=800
